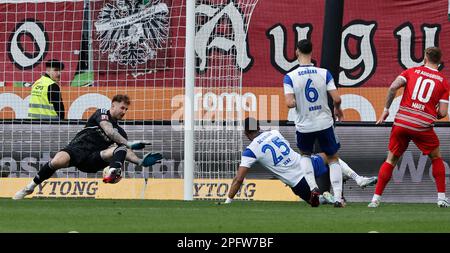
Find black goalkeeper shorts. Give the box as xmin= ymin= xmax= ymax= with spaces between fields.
xmin=60 ymin=144 xmax=109 ymax=173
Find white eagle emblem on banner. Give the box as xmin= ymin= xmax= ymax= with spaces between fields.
xmin=95 ymin=0 xmax=169 ymax=67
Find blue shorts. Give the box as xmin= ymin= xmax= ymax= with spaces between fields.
xmin=296 ymin=126 xmax=340 ymax=156
xmin=311 ymin=154 xmax=328 ymax=177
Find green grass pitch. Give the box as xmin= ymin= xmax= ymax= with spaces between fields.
xmin=1 ymin=198 xmax=450 ymax=233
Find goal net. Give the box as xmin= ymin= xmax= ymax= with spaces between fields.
xmin=0 ymin=0 xmax=259 ymax=193
xmin=193 ymin=0 xmax=258 ymax=180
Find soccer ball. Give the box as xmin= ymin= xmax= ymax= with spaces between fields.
xmin=102 ymin=166 xmax=122 ymax=184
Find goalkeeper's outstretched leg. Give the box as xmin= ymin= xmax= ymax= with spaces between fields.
xmin=13 ymin=94 xmax=163 ymax=200
xmin=12 ymin=151 xmax=70 ymax=200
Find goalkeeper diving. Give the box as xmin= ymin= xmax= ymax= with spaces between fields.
xmin=223 ymin=117 xmax=377 ymax=206
xmin=13 ymin=94 xmax=163 ymax=200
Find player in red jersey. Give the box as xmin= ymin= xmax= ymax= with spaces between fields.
xmin=369 ymin=47 xmax=450 ymax=208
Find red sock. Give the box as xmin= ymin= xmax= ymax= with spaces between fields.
xmin=375 ymin=162 xmax=395 ymax=196
xmin=432 ymin=158 xmax=446 ymax=193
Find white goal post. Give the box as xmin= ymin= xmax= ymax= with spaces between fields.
xmin=184 ymin=0 xmax=259 ymax=200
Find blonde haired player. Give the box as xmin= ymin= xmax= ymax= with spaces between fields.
xmin=13 ymin=95 xmax=162 ymax=199
xmin=369 ymin=47 xmax=449 ymax=208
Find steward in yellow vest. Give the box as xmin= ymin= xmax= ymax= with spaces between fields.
xmin=28 ymin=59 xmax=65 ymax=120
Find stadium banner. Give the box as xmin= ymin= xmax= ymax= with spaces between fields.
xmin=98 ymin=178 xmax=298 ymax=201
xmin=1 ymin=87 xmax=449 ymax=122
xmin=90 ymin=0 xmax=180 ymax=87
xmin=0 ymin=178 xmax=299 ymax=201
xmin=0 ymin=178 xmax=100 ymax=198
xmin=1 ymin=0 xmax=450 ymax=121
xmin=1 ymin=124 xmax=449 ymax=203
xmin=0 ymin=0 xmax=84 ymax=87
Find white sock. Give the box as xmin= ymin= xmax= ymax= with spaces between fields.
xmin=329 ymin=161 xmax=343 ymax=202
xmin=300 ymin=155 xmax=318 ymax=190
xmin=339 ymin=158 xmax=361 ymax=182
xmin=26 ymin=181 xmax=37 ymax=190
xmin=372 ymin=194 xmax=381 ymax=203
xmin=438 ymin=193 xmax=446 ymax=200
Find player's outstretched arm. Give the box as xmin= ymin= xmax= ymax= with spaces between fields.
xmin=223 ymin=166 xmax=249 ymax=204
xmin=127 ymin=140 xmax=152 ymax=150
xmin=377 ymin=77 xmax=406 ymax=124
xmin=99 ymin=121 xmax=128 ymax=146
xmin=99 ymin=121 xmax=150 ymax=150
xmin=125 ymin=149 xmax=143 ymax=165
xmin=114 ymin=148 xmax=162 ymax=166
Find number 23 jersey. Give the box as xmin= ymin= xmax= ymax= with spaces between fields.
xmin=395 ymin=66 xmax=449 ymax=131
xmin=239 ymin=130 xmax=304 ymax=187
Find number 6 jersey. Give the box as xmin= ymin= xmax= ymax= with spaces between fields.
xmin=283 ymin=65 xmax=337 ymax=133
xmin=239 ymin=130 xmax=304 ymax=187
xmin=395 ymin=66 xmax=449 ymax=131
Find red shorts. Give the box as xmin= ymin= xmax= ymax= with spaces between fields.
xmin=388 ymin=125 xmax=440 ymax=156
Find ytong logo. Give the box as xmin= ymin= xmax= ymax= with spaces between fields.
xmin=35 ymin=180 xmax=99 ymax=198
xmin=193 ymin=182 xmax=256 ymax=199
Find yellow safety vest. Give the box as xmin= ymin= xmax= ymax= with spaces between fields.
xmin=28 ymin=76 xmax=59 ymax=119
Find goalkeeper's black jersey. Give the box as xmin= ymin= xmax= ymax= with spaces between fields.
xmin=68 ymin=108 xmax=128 ymax=151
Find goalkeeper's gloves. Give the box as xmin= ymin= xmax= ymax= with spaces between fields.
xmin=127 ymin=140 xmax=151 ymax=150
xmin=140 ymin=152 xmax=163 ymax=167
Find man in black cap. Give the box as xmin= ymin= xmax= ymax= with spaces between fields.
xmin=28 ymin=59 xmax=65 ymax=120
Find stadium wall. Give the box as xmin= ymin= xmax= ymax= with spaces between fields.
xmin=1 ymin=123 xmax=449 ymax=203
xmin=0 ymin=178 xmax=299 ymax=201
xmin=1 ymin=0 xmax=450 ymax=122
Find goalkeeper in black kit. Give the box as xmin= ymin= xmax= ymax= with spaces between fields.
xmin=13 ymin=94 xmax=163 ymax=200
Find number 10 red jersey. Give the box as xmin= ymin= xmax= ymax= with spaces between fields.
xmin=394 ymin=66 xmax=449 ymax=131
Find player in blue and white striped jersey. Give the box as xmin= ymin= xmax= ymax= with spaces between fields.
xmin=283 ymin=39 xmax=346 ymax=207
xmin=223 ymin=118 xmax=377 ymax=206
